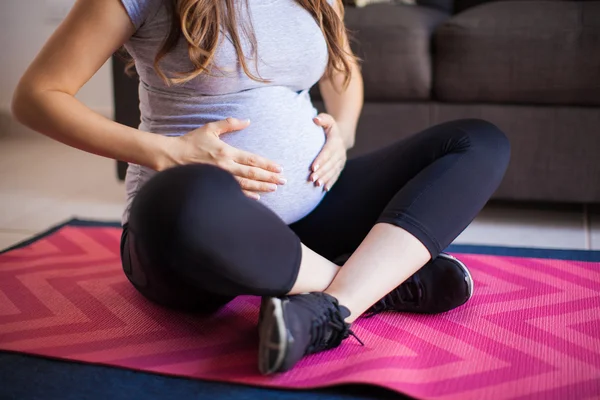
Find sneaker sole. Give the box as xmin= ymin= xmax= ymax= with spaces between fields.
xmin=439 ymin=252 xmax=474 ymax=300
xmin=258 ymin=297 xmax=288 ymax=375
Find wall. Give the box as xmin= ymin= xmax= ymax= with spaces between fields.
xmin=0 ymin=0 xmax=114 ymax=119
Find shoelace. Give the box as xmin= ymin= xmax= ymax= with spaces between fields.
xmin=365 ymin=274 xmax=425 ymax=317
xmin=304 ymin=297 xmax=364 ymax=355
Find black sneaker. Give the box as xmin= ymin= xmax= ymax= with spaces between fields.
xmin=258 ymin=292 xmax=363 ymax=375
xmin=365 ymin=252 xmax=473 ymax=315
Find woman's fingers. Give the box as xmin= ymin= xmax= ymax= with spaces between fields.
xmin=196 ymin=117 xmax=251 ymax=138
xmin=310 ymin=140 xmax=339 ymax=179
xmin=235 ymin=175 xmax=278 ymax=193
xmin=227 ymin=162 xmax=286 ymax=185
xmin=313 ymin=113 xmax=335 ymax=131
xmin=314 ymin=161 xmax=338 ymax=188
xmin=227 ymin=161 xmax=284 ymax=196
xmin=311 ymin=114 xmax=336 ymax=173
xmin=232 ymin=148 xmax=283 ymax=173
xmin=242 ymin=190 xmax=261 ymax=201
xmin=310 ymin=154 xmax=338 ymax=185
xmin=310 ymin=146 xmax=331 ymax=176
xmin=320 ymin=160 xmax=345 ymax=191
xmin=325 ymin=163 xmax=344 ymax=192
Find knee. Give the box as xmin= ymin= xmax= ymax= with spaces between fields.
xmin=456 ymin=119 xmax=511 ymax=168
xmin=129 ymin=164 xmax=238 ymax=243
xmin=133 ymin=163 xmax=236 ymax=210
xmin=147 ymin=163 xmax=238 ymax=198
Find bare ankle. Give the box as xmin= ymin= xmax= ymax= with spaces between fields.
xmin=324 ymin=290 xmax=359 ymax=323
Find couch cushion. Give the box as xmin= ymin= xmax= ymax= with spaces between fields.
xmin=434 ymin=1 xmax=600 ymax=106
xmin=417 ymin=0 xmax=455 ymax=13
xmin=453 ymin=0 xmax=598 ymax=14
xmin=341 ymin=4 xmax=449 ymax=101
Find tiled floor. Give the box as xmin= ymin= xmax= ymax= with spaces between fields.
xmin=0 ymin=133 xmax=598 ymax=251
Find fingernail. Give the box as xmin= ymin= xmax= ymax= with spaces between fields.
xmin=316 ymin=180 xmax=322 ymax=187
xmin=275 ymin=166 xmax=283 ymax=173
xmin=255 ymin=194 xmax=260 ymax=200
xmin=312 ymin=175 xmax=318 ymax=182
xmin=268 ymin=184 xmax=277 ymax=191
xmin=245 ymin=118 xmax=251 ymax=124
xmin=324 ymin=186 xmax=329 ymax=192
xmin=313 ymin=164 xmax=320 ymax=172
xmin=278 ymin=178 xmax=287 ymax=185
xmin=314 ymin=116 xmax=321 ymax=122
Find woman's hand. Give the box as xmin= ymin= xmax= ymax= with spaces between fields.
xmin=164 ymin=118 xmax=286 ymax=200
xmin=310 ymin=113 xmax=347 ymax=192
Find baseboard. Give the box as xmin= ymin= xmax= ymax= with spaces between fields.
xmin=0 ymin=106 xmax=114 ymax=139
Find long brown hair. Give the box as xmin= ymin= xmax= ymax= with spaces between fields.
xmin=130 ymin=0 xmax=357 ymax=89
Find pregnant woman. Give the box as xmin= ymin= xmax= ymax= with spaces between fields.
xmin=13 ymin=0 xmax=510 ymax=374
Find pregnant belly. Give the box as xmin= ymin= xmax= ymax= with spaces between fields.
xmin=219 ymin=105 xmax=327 ymax=224
xmin=138 ymin=87 xmax=328 ymax=224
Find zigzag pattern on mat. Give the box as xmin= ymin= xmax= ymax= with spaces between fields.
xmin=0 ymin=225 xmax=599 ymax=400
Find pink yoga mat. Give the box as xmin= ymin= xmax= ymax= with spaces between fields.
xmin=1 ymin=222 xmax=599 ymax=399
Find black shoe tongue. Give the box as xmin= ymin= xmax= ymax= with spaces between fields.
xmin=338 ymin=305 xmax=351 ymax=321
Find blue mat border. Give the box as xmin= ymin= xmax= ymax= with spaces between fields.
xmin=446 ymin=243 xmax=600 ymax=262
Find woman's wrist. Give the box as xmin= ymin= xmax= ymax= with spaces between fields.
xmin=144 ymin=134 xmax=182 ymax=172
xmin=336 ymin=121 xmax=356 ymax=150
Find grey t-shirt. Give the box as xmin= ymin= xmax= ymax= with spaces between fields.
xmin=120 ymin=0 xmax=333 ymax=225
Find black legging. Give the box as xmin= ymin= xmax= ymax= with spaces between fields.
xmin=121 ymin=119 xmax=510 ymax=311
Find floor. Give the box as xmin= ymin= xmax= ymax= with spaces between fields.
xmin=1 ymin=133 xmax=599 ymax=252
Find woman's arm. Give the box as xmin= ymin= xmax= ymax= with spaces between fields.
xmin=11 ymin=0 xmax=175 ymax=171
xmin=317 ymin=1 xmax=364 ymax=150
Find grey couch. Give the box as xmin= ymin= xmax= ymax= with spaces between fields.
xmin=113 ymin=0 xmax=600 ymax=203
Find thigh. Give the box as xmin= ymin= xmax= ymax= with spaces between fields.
xmin=289 ymin=120 xmax=489 ymax=260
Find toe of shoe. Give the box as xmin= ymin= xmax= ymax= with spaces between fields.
xmin=427 ymin=255 xmax=473 ymax=313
